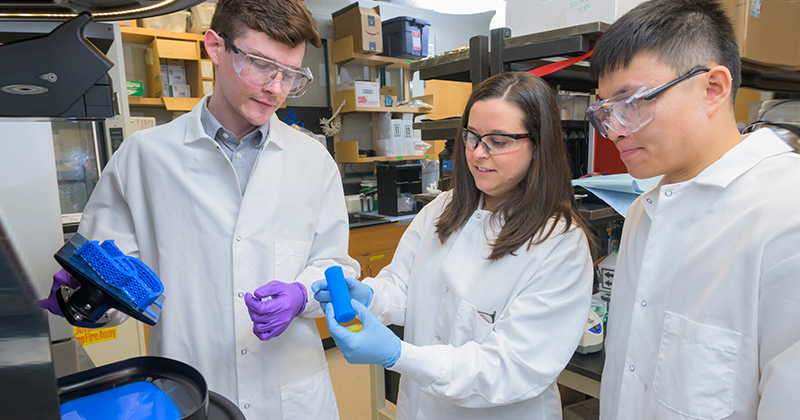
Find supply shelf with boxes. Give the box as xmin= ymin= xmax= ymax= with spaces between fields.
xmin=120 ymin=25 xmax=212 ymax=112
xmin=327 ymin=3 xmax=435 ymax=167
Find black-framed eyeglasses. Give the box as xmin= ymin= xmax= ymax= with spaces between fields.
xmin=585 ymin=66 xmax=711 ymax=137
xmin=462 ymin=129 xmax=531 ymax=155
xmin=219 ymin=32 xmax=314 ymax=98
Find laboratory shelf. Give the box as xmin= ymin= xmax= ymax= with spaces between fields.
xmin=409 ymin=34 xmax=489 ymax=85
xmin=740 ymin=61 xmax=800 ymax=93
xmin=413 ymin=118 xmax=460 ymax=141
xmin=331 ymin=36 xmax=414 ymax=69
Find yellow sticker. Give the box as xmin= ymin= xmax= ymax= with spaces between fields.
xmin=73 ymin=326 xmax=118 ymax=346
xmin=347 ymin=324 xmax=364 ymax=333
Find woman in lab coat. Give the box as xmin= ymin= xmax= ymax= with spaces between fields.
xmin=316 ymin=71 xmax=595 ymax=419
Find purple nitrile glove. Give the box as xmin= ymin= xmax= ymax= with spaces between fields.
xmin=40 ymin=269 xmax=79 ymax=317
xmin=244 ymin=280 xmax=307 ymax=341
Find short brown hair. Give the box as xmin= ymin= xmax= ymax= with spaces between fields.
xmin=211 ymin=0 xmax=322 ymax=49
xmin=436 ymin=72 xmax=594 ymax=260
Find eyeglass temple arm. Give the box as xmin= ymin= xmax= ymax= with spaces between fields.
xmin=639 ymin=67 xmax=711 ymax=101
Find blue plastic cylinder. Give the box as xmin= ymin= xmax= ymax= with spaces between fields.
xmin=325 ymin=266 xmax=356 ymax=324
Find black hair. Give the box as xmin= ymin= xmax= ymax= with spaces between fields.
xmin=590 ymin=0 xmax=741 ymax=102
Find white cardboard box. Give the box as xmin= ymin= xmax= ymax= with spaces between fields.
xmin=170 ymin=84 xmax=191 ymax=98
xmin=166 ymin=59 xmax=187 ymax=85
xmin=336 ymin=80 xmax=380 ymax=108
xmin=402 ymin=114 xmax=414 ymax=156
xmin=506 ymin=0 xmax=644 ymax=36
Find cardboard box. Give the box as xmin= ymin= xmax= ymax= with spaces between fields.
xmin=336 ymin=80 xmax=380 ymax=108
xmin=169 ymin=84 xmax=191 ymax=98
xmin=506 ymin=0 xmax=644 ymax=36
xmin=380 ymin=85 xmax=400 ymax=107
xmin=722 ymin=0 xmax=800 ymax=69
xmin=126 ymin=80 xmax=144 ymax=96
xmin=200 ymin=59 xmax=214 ymax=79
xmin=202 ymin=80 xmax=214 ymax=96
xmin=167 ymin=59 xmax=187 ymax=85
xmin=332 ymin=2 xmax=383 ymax=54
xmin=402 ymin=113 xmax=414 ymax=155
xmin=390 ymin=113 xmax=405 ymax=156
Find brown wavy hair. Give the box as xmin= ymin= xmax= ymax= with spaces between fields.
xmin=436 ymin=72 xmax=594 ymax=260
xmin=211 ymin=0 xmax=322 ymax=49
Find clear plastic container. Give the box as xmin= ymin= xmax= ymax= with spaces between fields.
xmin=188 ymin=3 xmax=217 ymax=34
xmin=138 ymin=11 xmax=190 ymax=32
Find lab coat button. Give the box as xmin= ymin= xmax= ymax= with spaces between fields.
xmin=236 ymin=236 xmax=242 ymax=242
xmin=238 ymin=292 xmax=244 ymax=298
xmin=646 ymin=198 xmax=653 ymax=204
xmin=665 ymin=191 xmax=672 ymax=197
xmin=476 ymin=213 xmax=482 ymax=219
xmin=435 ymin=334 xmax=441 ymax=341
xmin=223 ymin=133 xmax=229 ymax=139
xmin=236 ymin=152 xmax=242 ymax=159
xmin=241 ymin=349 xmax=247 ymax=355
xmin=243 ymin=403 xmax=250 ymax=409
xmin=640 ymin=300 xmax=647 ymax=307
xmin=444 ymin=287 xmax=449 ymax=293
xmin=629 ymin=365 xmax=636 ymax=372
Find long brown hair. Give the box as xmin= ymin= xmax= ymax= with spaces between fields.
xmin=436 ymin=72 xmax=593 ymax=260
xmin=211 ymin=0 xmax=322 ymax=49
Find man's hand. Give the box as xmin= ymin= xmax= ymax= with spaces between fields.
xmin=244 ymin=281 xmax=307 ymax=341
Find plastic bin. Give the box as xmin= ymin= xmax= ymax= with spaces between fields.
xmin=381 ymin=16 xmax=430 ymax=59
xmin=138 ymin=11 xmax=189 ymax=32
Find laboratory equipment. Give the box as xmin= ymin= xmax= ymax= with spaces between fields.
xmin=325 ymin=265 xmax=356 ymax=323
xmin=576 ymin=310 xmax=604 ymax=354
xmin=53 ymin=233 xmax=165 ymax=328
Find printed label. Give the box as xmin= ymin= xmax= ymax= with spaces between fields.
xmin=413 ymin=31 xmax=421 ymax=50
xmin=74 ymin=326 xmax=118 ymax=346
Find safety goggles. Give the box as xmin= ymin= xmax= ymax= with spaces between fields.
xmin=220 ymin=33 xmax=314 ymax=98
xmin=586 ymin=67 xmax=710 ymax=137
xmin=462 ymin=129 xmax=531 ymax=155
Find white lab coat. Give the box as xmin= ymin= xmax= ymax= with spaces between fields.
xmin=600 ymin=128 xmax=800 ymax=420
xmin=363 ymin=191 xmax=594 ymax=420
xmin=78 ymin=98 xmax=359 ymax=420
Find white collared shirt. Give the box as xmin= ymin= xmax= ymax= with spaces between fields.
xmin=601 ymin=128 xmax=800 ymax=419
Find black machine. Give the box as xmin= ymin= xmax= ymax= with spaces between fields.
xmin=0 ymin=2 xmax=245 ymax=418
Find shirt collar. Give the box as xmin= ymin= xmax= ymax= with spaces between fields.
xmin=638 ymin=128 xmax=792 ymax=218
xmin=200 ymin=96 xmax=269 ymax=148
xmin=692 ymin=128 xmax=792 ymax=188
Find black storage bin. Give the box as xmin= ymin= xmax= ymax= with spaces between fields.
xmin=377 ymin=162 xmax=422 ymax=216
xmin=380 ymin=16 xmax=430 ymax=59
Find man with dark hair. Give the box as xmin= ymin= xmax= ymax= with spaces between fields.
xmin=587 ymin=0 xmax=800 ymax=418
xmin=46 ymin=0 xmax=358 ymax=418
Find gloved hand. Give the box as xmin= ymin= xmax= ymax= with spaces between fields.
xmin=325 ymin=299 xmax=401 ymax=367
xmin=312 ymin=277 xmax=374 ymax=309
xmin=244 ymin=281 xmax=307 ymax=341
xmin=40 ymin=269 xmax=79 ymax=317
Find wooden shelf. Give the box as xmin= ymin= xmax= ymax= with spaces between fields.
xmin=335 ymin=141 xmax=432 ymax=163
xmin=332 ymin=36 xmax=416 ymax=69
xmin=340 ymin=104 xmax=432 ymax=114
xmin=120 ymin=26 xmax=204 ymax=44
xmin=128 ymin=96 xmax=202 ymax=111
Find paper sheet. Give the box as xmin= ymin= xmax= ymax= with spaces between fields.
xmin=572 ymin=174 xmax=662 ymax=217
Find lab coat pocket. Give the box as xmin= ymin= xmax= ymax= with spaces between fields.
xmin=280 ymin=367 xmax=338 ymax=420
xmin=274 ymin=239 xmax=312 ymax=282
xmin=654 ymin=311 xmax=740 ymax=419
xmin=449 ymin=300 xmax=495 ymax=347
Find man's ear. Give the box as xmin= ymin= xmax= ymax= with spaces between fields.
xmin=204 ymin=29 xmax=224 ymax=66
xmin=704 ymin=65 xmax=733 ymax=115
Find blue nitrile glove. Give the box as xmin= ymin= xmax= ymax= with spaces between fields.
xmin=40 ymin=269 xmax=79 ymax=317
xmin=325 ymin=299 xmax=401 ymax=367
xmin=244 ymin=281 xmax=307 ymax=341
xmin=312 ymin=277 xmax=374 ymax=308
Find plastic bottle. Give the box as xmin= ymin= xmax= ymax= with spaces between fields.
xmin=324 ymin=266 xmax=356 ymax=323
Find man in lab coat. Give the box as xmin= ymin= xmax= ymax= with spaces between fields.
xmin=586 ymin=0 xmax=800 ymax=418
xmin=70 ymin=0 xmax=357 ymax=418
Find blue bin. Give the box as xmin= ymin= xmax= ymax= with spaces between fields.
xmin=381 ymin=16 xmax=430 ymax=59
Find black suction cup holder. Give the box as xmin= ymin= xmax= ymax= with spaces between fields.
xmin=54 ymin=233 xmax=163 ymax=327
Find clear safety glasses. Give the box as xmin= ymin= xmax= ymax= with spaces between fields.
xmin=220 ymin=33 xmax=314 ymax=98
xmin=585 ymin=67 xmax=710 ymax=137
xmin=462 ymin=129 xmax=531 ymax=155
